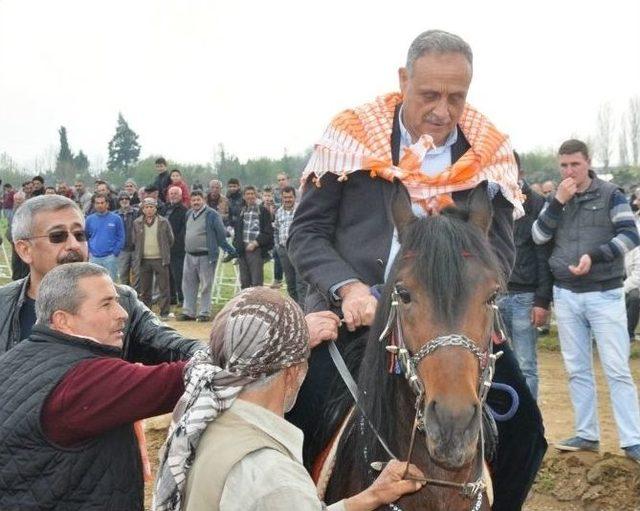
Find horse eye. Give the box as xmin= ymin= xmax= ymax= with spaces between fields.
xmin=486 ymin=291 xmax=499 ymax=305
xmin=396 ymin=285 xmax=412 ymax=304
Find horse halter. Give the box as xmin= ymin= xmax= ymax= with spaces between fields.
xmin=377 ymin=283 xmax=503 ymax=509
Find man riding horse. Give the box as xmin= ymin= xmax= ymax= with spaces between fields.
xmin=287 ymin=29 xmax=546 ymax=510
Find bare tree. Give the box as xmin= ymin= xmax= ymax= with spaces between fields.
xmin=619 ymin=122 xmax=629 ymax=167
xmin=596 ymin=102 xmax=614 ymax=169
xmin=629 ymin=96 xmax=640 ymax=167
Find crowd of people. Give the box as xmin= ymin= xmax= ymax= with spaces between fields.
xmin=2 ymin=158 xmax=306 ymax=323
xmin=0 ymin=28 xmax=639 ymax=511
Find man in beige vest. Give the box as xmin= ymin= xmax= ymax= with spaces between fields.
xmin=154 ymin=287 xmax=424 ymax=511
xmin=133 ymin=197 xmax=174 ymax=319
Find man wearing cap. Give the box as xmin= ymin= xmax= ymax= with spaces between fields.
xmin=116 ymin=191 xmax=140 ymax=287
xmin=154 ymin=287 xmax=424 ymax=511
xmin=133 ymin=197 xmax=174 ymax=320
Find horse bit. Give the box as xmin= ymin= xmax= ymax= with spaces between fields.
xmin=373 ymin=283 xmax=504 ymax=511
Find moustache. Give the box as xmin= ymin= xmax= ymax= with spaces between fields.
xmin=57 ymin=251 xmax=85 ymax=265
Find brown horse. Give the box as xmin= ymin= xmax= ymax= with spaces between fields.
xmin=316 ymin=182 xmax=503 ymax=511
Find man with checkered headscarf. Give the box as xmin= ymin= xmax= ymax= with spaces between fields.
xmin=154 ymin=287 xmax=423 ymax=511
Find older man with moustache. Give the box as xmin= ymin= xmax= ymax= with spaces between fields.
xmin=154 ymin=287 xmax=422 ymax=511
xmin=288 ymin=29 xmax=545 ymax=510
xmin=0 ymin=262 xmax=189 ymax=510
xmin=0 ymin=194 xmax=200 ymax=361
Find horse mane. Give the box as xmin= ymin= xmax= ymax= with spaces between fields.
xmin=318 ymin=206 xmax=503 ymax=503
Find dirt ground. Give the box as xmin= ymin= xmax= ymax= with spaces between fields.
xmin=143 ymin=320 xmax=640 ymax=510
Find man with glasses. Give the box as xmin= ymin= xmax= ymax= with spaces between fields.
xmin=0 ymin=195 xmax=200 ymax=360
xmin=86 ymin=193 xmax=125 ymax=281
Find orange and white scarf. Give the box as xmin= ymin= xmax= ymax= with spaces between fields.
xmin=302 ymin=92 xmax=524 ymax=216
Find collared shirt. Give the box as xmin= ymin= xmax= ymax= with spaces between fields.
xmin=220 ymin=399 xmax=345 ymax=511
xmin=383 ymin=108 xmax=458 ymax=280
xmin=242 ymin=205 xmax=261 ymax=244
xmin=274 ymin=206 xmax=296 ymax=247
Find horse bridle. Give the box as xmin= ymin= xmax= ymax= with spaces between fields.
xmin=376 ymin=283 xmax=503 ymax=510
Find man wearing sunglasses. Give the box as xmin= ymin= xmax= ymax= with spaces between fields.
xmin=0 ymin=194 xmax=201 ymax=362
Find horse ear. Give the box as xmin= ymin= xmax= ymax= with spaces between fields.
xmin=391 ymin=179 xmax=417 ymax=241
xmin=467 ymin=181 xmax=493 ymax=235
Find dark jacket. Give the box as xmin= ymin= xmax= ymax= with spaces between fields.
xmin=0 ymin=326 xmax=142 ymax=510
xmin=227 ymin=191 xmax=244 ymax=227
xmin=233 ymin=205 xmax=275 ymax=259
xmin=154 ymin=171 xmax=172 ymax=203
xmin=508 ymin=181 xmax=553 ymax=308
xmin=0 ymin=276 xmax=201 ymax=362
xmin=117 ymin=206 xmax=140 ymax=252
xmin=132 ymin=215 xmax=174 ymax=266
xmin=547 ymin=174 xmax=625 ymax=292
xmin=288 ymin=108 xmax=516 ymax=312
xmin=165 ymin=202 xmax=188 ymax=256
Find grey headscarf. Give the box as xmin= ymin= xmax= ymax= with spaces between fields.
xmin=153 ymin=287 xmax=309 ymax=511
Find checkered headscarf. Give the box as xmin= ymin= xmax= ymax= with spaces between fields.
xmin=153 ymin=287 xmax=309 ymax=511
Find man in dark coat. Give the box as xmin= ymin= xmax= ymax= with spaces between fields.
xmin=164 ymin=185 xmax=188 ymax=305
xmin=0 ymin=194 xmax=200 ymax=363
xmin=233 ymin=185 xmax=274 ymax=288
xmin=287 ymin=29 xmax=546 ymax=511
xmin=0 ymin=262 xmax=187 ymax=510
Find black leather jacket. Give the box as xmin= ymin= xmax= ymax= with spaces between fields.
xmin=507 ymin=181 xmax=553 ymax=308
xmin=0 ymin=277 xmax=202 ymax=362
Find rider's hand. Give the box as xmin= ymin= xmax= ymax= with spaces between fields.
xmin=305 ymin=311 xmax=341 ymax=348
xmin=569 ymin=253 xmax=592 ymax=276
xmin=530 ymin=306 xmax=549 ymax=328
xmin=555 ymin=177 xmax=577 ymax=204
xmin=344 ymin=460 xmax=425 ymax=511
xmin=338 ymin=281 xmax=377 ymax=332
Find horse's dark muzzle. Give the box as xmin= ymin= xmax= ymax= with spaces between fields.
xmin=424 ymin=400 xmax=481 ymax=469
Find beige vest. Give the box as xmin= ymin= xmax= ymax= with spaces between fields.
xmin=183 ymin=411 xmax=294 ymax=511
xmin=143 ymin=220 xmax=161 ymax=259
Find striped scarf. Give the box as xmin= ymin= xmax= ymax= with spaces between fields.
xmin=303 ymin=92 xmax=524 ymax=216
xmin=153 ymin=287 xmax=310 ymax=511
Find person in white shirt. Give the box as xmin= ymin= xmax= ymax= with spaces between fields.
xmin=154 ymin=287 xmax=424 ymax=511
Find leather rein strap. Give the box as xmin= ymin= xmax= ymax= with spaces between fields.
xmin=328 ymin=285 xmax=502 ymax=509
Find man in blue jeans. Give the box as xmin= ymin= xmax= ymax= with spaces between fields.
xmin=533 ymin=139 xmax=640 ymax=463
xmin=86 ymin=192 xmax=125 ymax=281
xmin=498 ymin=152 xmax=552 ymax=400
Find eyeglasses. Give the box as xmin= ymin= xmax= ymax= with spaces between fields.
xmin=24 ymin=230 xmax=88 ymax=244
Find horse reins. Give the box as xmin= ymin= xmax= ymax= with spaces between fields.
xmin=329 ymin=283 xmax=503 ymax=511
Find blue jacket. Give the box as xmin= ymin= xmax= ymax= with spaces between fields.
xmin=86 ymin=211 xmax=125 ymax=257
xmin=186 ymin=206 xmax=236 ymax=264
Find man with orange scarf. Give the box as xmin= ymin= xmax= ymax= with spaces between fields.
xmin=287 ymin=30 xmax=546 ymax=511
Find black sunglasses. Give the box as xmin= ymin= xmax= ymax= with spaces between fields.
xmin=25 ymin=230 xmax=88 ymax=244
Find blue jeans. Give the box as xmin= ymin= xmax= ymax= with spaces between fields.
xmin=554 ymin=285 xmax=640 ymax=447
xmin=90 ymin=254 xmax=119 ymax=282
xmin=498 ymin=292 xmax=539 ymax=399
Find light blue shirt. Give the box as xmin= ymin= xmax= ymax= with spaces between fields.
xmin=383 ymin=109 xmax=458 ymax=280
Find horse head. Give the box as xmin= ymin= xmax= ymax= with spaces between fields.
xmin=389 ymin=180 xmax=502 ymax=471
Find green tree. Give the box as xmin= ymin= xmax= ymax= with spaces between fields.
xmin=519 ymin=147 xmax=558 ymax=184
xmin=73 ymin=150 xmax=90 ymax=176
xmin=55 ymin=126 xmax=76 ymax=183
xmin=107 ymin=113 xmax=141 ymax=178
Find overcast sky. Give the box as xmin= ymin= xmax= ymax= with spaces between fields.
xmin=1 ymin=0 xmax=639 ymax=172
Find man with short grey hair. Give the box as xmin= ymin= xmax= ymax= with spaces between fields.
xmin=0 ymin=194 xmax=200 ymax=362
xmin=207 ymin=178 xmax=229 ymax=223
xmin=0 ymin=262 xmax=189 ymax=510
xmin=288 ymin=29 xmax=545 ymax=510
